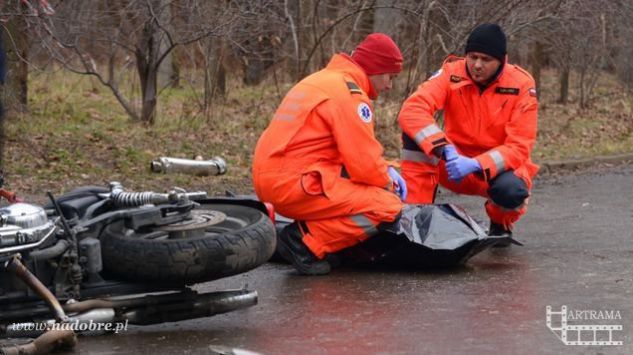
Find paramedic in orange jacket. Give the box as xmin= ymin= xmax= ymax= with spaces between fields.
xmin=398 ymin=23 xmax=539 ymax=242
xmin=253 ymin=33 xmax=406 ymax=275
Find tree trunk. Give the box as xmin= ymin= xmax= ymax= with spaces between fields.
xmin=157 ymin=0 xmax=175 ymax=90
xmin=211 ymin=39 xmax=226 ymax=99
xmin=285 ymin=0 xmax=301 ymax=81
xmin=171 ymin=52 xmax=180 ymax=88
xmin=158 ymin=49 xmax=174 ymax=90
xmin=202 ymin=37 xmax=226 ymax=119
xmin=141 ymin=81 xmax=157 ymax=124
xmin=137 ymin=56 xmax=158 ymax=125
xmin=1 ymin=14 xmax=28 ymax=113
xmin=0 ymin=32 xmax=5 ymax=170
xmin=0 ymin=97 xmax=4 ymax=171
xmin=579 ymin=70 xmax=586 ymax=109
xmin=135 ymin=0 xmax=168 ymax=125
xmin=530 ymin=41 xmax=542 ymax=99
xmin=243 ymin=41 xmax=275 ymax=87
xmin=0 ymin=7 xmax=28 ymax=169
xmin=136 ymin=23 xmax=160 ymax=124
xmin=558 ymin=68 xmax=569 ymax=104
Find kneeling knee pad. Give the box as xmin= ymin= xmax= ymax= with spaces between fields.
xmin=487 ymin=171 xmax=529 ymax=209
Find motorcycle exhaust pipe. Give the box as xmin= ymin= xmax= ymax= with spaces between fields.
xmin=150 ymin=156 xmax=227 ymax=176
xmin=4 ymin=256 xmax=68 ymax=323
xmin=123 ymin=289 xmax=258 ymax=325
xmin=0 ymin=328 xmax=76 ymax=355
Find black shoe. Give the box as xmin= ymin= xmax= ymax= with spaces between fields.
xmin=489 ymin=222 xmax=513 ymax=248
xmin=376 ymin=212 xmax=402 ymax=235
xmin=277 ymin=222 xmax=331 ymax=275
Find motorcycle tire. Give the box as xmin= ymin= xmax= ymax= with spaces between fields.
xmin=100 ymin=203 xmax=276 ymax=284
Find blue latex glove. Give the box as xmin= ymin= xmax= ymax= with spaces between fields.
xmin=388 ymin=166 xmax=407 ymax=201
xmin=442 ymin=144 xmax=459 ymax=161
xmin=445 ymin=154 xmax=481 ymax=183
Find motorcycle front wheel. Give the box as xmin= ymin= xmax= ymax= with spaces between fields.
xmin=100 ymin=203 xmax=276 ymax=284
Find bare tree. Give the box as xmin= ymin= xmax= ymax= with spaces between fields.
xmin=610 ymin=0 xmax=633 ymax=89
xmin=230 ymin=1 xmax=286 ymax=86
xmin=0 ymin=0 xmax=55 ymax=169
xmin=26 ymin=0 xmax=241 ymax=124
xmin=6 ymin=0 xmax=629 ymax=122
xmin=0 ymin=0 xmax=31 ymax=113
xmin=542 ymin=0 xmax=622 ymax=108
xmin=198 ymin=36 xmax=228 ymax=120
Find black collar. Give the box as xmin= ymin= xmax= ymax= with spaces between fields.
xmin=467 ymin=62 xmax=505 ymax=93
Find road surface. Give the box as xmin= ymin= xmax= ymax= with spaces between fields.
xmin=67 ymin=164 xmax=633 ymax=354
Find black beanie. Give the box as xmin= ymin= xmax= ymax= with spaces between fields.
xmin=465 ymin=23 xmax=506 ymax=62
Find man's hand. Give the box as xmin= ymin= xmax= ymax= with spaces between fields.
xmin=388 ymin=166 xmax=407 ymax=201
xmin=444 ymin=148 xmax=481 ymax=183
xmin=442 ymin=144 xmax=459 ymax=161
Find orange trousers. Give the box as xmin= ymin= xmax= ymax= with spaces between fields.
xmin=402 ymin=160 xmax=533 ymax=230
xmin=254 ymin=164 xmax=402 ymax=259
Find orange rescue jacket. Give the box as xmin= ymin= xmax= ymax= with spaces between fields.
xmin=398 ymin=55 xmax=539 ymax=181
xmin=253 ymin=54 xmax=392 ymax=190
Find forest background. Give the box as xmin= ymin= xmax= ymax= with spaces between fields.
xmin=0 ymin=0 xmax=631 ymax=197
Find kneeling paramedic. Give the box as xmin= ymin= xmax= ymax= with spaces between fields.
xmin=252 ymin=33 xmax=407 ymax=275
xmin=398 ymin=23 xmax=539 ymax=244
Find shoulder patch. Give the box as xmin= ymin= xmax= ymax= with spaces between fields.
xmin=357 ymin=102 xmax=373 ymax=123
xmin=528 ymin=87 xmax=537 ymax=97
xmin=495 ymin=87 xmax=520 ymax=95
xmin=450 ymin=75 xmax=462 ymax=83
xmin=346 ymin=81 xmax=363 ymax=95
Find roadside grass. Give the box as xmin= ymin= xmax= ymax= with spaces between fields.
xmin=535 ymin=69 xmax=633 ymax=160
xmin=3 ymin=67 xmax=632 ymax=198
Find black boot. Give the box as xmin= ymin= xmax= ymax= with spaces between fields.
xmin=277 ymin=222 xmax=331 ymax=275
xmin=376 ymin=212 xmax=402 ymax=235
xmin=489 ymin=221 xmax=513 ymax=248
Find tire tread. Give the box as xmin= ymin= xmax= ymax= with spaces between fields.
xmin=101 ymin=205 xmax=276 ymax=284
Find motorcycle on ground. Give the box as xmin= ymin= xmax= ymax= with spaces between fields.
xmin=0 ymin=176 xmax=276 ymax=354
xmin=0 ymin=172 xmax=519 ymax=354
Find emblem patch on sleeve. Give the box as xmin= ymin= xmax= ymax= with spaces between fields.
xmin=357 ymin=103 xmax=373 ymax=123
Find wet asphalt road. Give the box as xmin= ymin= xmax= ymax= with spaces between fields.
xmin=67 ymin=164 xmax=633 ymax=354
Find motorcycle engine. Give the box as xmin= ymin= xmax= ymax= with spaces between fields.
xmin=0 ymin=203 xmax=57 ymax=253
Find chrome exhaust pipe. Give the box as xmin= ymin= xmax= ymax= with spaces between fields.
xmin=0 ymin=328 xmax=76 ymax=355
xmin=5 ymin=256 xmax=68 ymax=323
xmin=150 ymin=156 xmax=227 ymax=176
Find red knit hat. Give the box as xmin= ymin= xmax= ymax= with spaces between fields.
xmin=352 ymin=33 xmax=403 ymax=75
